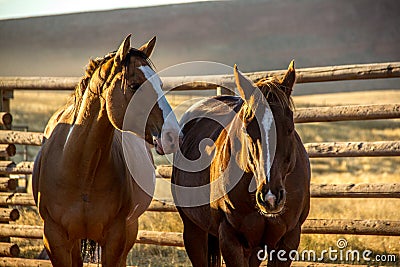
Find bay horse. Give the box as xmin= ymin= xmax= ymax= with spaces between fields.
xmin=172 ymin=62 xmax=310 ymax=267
xmin=32 ymin=35 xmax=180 ymax=266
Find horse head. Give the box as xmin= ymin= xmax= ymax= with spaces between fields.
xmin=82 ymin=34 xmax=180 ymax=154
xmin=233 ymin=62 xmax=296 ymax=216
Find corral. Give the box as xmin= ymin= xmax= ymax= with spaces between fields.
xmin=0 ymin=61 xmax=399 ymax=266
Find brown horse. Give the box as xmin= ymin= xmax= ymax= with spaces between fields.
xmin=32 ymin=35 xmax=180 ymax=266
xmin=172 ymin=62 xmax=310 ymax=267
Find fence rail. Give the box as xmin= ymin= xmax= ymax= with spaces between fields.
xmin=1 ymin=219 xmax=399 ymax=247
xmin=305 ymin=140 xmax=400 ymax=157
xmin=0 ymin=62 xmax=399 ymax=91
xmin=0 ymin=135 xmax=399 ymax=160
xmin=1 ymin=182 xmax=399 ymax=211
xmin=294 ymin=104 xmax=400 ymax=123
xmin=0 ymin=258 xmax=383 ymax=267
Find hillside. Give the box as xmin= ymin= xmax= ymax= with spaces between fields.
xmin=0 ymin=0 xmax=399 ymax=94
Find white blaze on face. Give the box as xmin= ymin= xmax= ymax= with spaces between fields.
xmin=138 ymin=65 xmax=179 ymax=131
xmin=261 ymin=107 xmax=274 ymax=182
xmin=138 ymin=65 xmax=180 ymax=154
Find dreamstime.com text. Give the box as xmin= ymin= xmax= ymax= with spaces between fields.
xmin=257 ymin=238 xmax=397 ymax=263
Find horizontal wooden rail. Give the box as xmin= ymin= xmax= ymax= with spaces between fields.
xmin=0 ymin=105 xmax=399 ymax=147
xmin=0 ymin=76 xmax=80 ymax=91
xmin=0 ymin=242 xmax=19 ymax=257
xmin=0 ymin=224 xmax=43 ymax=239
xmin=0 ymin=193 xmax=179 ymax=211
xmin=311 ymin=183 xmax=400 ymax=198
xmin=0 ymin=208 xmax=19 ymax=222
xmin=302 ymin=219 xmax=400 ymax=236
xmin=0 ymin=193 xmax=35 ymax=206
xmin=1 ymin=220 xmax=399 ymax=246
xmin=0 ymin=131 xmax=42 ymax=146
xmin=0 ymin=161 xmax=34 ymax=175
xmin=136 ymin=230 xmax=183 ymax=246
xmin=0 ymin=62 xmax=399 ymax=91
xmin=0 ymin=258 xmax=386 ymax=267
xmin=0 ymin=144 xmax=16 ymax=158
xmin=0 ymin=178 xmax=17 ymax=191
xmin=0 ymin=225 xmax=186 ymax=244
xmin=294 ymin=104 xmax=400 ymax=123
xmin=1 ymin=183 xmax=398 ymax=210
xmin=147 ymin=200 xmax=178 ymax=212
xmin=305 ymin=141 xmax=400 ymax=157
xmin=1 ymin=131 xmax=399 ymax=159
xmin=0 ymin=257 xmax=125 ymax=267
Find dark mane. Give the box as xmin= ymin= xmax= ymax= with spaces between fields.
xmin=255 ymin=77 xmax=294 ymax=111
xmin=70 ymin=48 xmax=153 ymax=122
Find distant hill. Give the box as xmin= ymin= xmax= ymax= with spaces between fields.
xmin=0 ymin=0 xmax=399 ymax=94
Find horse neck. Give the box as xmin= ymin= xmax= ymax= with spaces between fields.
xmin=69 ymin=87 xmax=115 ymax=160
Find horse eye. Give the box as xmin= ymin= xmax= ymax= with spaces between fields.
xmin=128 ymin=84 xmax=140 ymax=91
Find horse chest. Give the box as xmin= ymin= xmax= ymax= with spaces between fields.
xmin=223 ymin=207 xmax=289 ymax=249
xmin=40 ymin=156 xmax=130 ymax=239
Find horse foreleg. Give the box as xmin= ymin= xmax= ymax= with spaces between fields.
xmin=43 ymin=219 xmax=77 ymax=267
xmin=71 ymin=240 xmax=83 ymax=267
xmin=120 ymin=219 xmax=139 ymax=267
xmin=179 ymin=210 xmax=209 ymax=267
xmin=267 ymin=224 xmax=301 ymax=267
xmin=249 ymin=247 xmax=263 ymax=267
xmin=101 ymin=218 xmax=127 ymax=267
xmin=219 ymin=219 xmax=249 ymax=267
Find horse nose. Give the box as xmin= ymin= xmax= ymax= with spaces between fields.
xmin=257 ymin=187 xmax=286 ymax=213
xmin=264 ymin=191 xmax=276 ymax=208
xmin=161 ymin=128 xmax=180 ymax=154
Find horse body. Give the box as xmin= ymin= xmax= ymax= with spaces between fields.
xmin=173 ymin=63 xmax=310 ymax=267
xmin=33 ymin=35 xmax=179 ymax=266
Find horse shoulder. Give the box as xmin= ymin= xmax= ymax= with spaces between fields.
xmin=44 ymin=103 xmax=74 ymax=139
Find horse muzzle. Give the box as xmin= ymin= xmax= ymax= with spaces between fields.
xmin=154 ymin=128 xmax=182 ymax=155
xmin=256 ymin=187 xmax=286 ymax=216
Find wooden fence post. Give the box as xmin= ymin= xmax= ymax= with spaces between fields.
xmin=216 ymin=86 xmax=235 ymax=96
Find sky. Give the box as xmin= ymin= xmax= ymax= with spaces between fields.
xmin=0 ymin=0 xmax=215 ymax=20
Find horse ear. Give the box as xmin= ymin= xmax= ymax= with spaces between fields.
xmin=138 ymin=36 xmax=156 ymax=58
xmin=234 ymin=64 xmax=257 ymax=102
xmin=281 ymin=60 xmax=296 ymax=97
xmin=234 ymin=65 xmax=261 ymax=121
xmin=115 ymin=34 xmax=131 ymax=65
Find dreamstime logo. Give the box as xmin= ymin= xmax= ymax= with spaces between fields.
xmin=336 ymin=238 xmax=348 ymax=249
xmin=121 ymin=61 xmax=276 ymax=207
xmin=256 ymin=238 xmax=397 ymax=263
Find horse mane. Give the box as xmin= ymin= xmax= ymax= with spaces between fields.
xmin=70 ymin=48 xmax=153 ymax=122
xmin=255 ymin=77 xmax=295 ymax=111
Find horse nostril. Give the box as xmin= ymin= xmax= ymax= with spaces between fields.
xmin=161 ymin=130 xmax=180 ymax=153
xmin=165 ymin=131 xmax=174 ymax=143
xmin=277 ymin=189 xmax=285 ymax=203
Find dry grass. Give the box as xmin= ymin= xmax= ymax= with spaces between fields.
xmin=7 ymin=89 xmax=400 ymax=266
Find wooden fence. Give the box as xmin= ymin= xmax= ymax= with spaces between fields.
xmin=0 ymin=61 xmax=399 ymax=266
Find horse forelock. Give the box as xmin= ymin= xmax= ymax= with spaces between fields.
xmin=255 ymin=77 xmax=294 ymax=112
